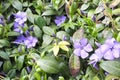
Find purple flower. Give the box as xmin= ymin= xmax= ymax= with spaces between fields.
xmin=13 ymin=35 xmax=26 ymax=44
xmin=54 ymin=15 xmax=66 ymax=26
xmin=14 ymin=11 xmax=27 ymax=25
xmin=89 ymin=48 xmax=103 ymax=67
xmin=89 ymin=38 xmax=120 ymax=67
xmin=0 ymin=16 xmax=4 ymax=25
xmin=13 ymin=12 xmax=27 ymax=34
xmin=24 ymin=36 xmax=38 ymax=48
xmin=73 ymin=38 xmax=93 ymax=59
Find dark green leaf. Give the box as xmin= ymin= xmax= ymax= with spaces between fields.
xmin=35 ymin=16 xmax=46 ymax=28
xmin=36 ymin=56 xmax=60 ymax=73
xmin=0 ymin=39 xmax=10 ymax=48
xmin=16 ymin=55 xmax=25 ymax=70
xmin=69 ymin=54 xmax=80 ymax=77
xmin=7 ymin=69 xmax=16 ymax=78
xmin=33 ymin=25 xmax=42 ymax=38
xmin=26 ymin=8 xmax=34 ymax=23
xmin=0 ymin=50 xmax=9 ymax=60
xmin=3 ymin=61 xmax=12 ymax=73
xmin=12 ymin=0 xmax=22 ymax=10
xmin=42 ymin=26 xmax=55 ymax=35
xmin=100 ymin=61 xmax=120 ymax=77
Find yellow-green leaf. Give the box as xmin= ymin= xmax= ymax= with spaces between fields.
xmin=53 ymin=45 xmax=59 ymax=56
xmin=59 ymin=45 xmax=69 ymax=51
xmin=58 ymin=41 xmax=70 ymax=46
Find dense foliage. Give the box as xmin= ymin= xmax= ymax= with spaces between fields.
xmin=0 ymin=0 xmax=120 ymax=80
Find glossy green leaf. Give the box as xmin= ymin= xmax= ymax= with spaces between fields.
xmin=0 ymin=50 xmax=9 ymax=60
xmin=7 ymin=69 xmax=16 ymax=78
xmin=20 ymin=68 xmax=28 ymax=77
xmin=100 ymin=61 xmax=120 ymax=77
xmin=69 ymin=54 xmax=80 ymax=77
xmin=35 ymin=16 xmax=46 ymax=28
xmin=0 ymin=39 xmax=10 ymax=48
xmin=26 ymin=8 xmax=34 ymax=23
xmin=36 ymin=56 xmax=60 ymax=73
xmin=42 ymin=9 xmax=57 ymax=16
xmin=3 ymin=61 xmax=12 ymax=73
xmin=42 ymin=34 xmax=53 ymax=48
xmin=12 ymin=0 xmax=22 ymax=10
xmin=72 ymin=28 xmax=84 ymax=43
xmin=80 ymin=3 xmax=89 ymax=10
xmin=42 ymin=26 xmax=55 ymax=35
xmin=7 ymin=31 xmax=20 ymax=36
xmin=16 ymin=55 xmax=25 ymax=70
xmin=33 ymin=25 xmax=42 ymax=38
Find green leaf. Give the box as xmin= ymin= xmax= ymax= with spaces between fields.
xmin=7 ymin=69 xmax=16 ymax=78
xmin=7 ymin=31 xmax=20 ymax=36
xmin=69 ymin=54 xmax=80 ymax=77
xmin=100 ymin=61 xmax=120 ymax=77
xmin=3 ymin=61 xmax=12 ymax=73
xmin=0 ymin=39 xmax=10 ymax=48
xmin=16 ymin=55 xmax=25 ymax=70
xmin=42 ymin=26 xmax=55 ymax=35
xmin=72 ymin=28 xmax=84 ymax=43
xmin=93 ymin=76 xmax=100 ymax=80
xmin=117 ymin=32 xmax=120 ymax=42
xmin=42 ymin=34 xmax=53 ymax=48
xmin=112 ymin=8 xmax=120 ymax=15
xmin=105 ymin=74 xmax=120 ymax=80
xmin=12 ymin=0 xmax=22 ymax=10
xmin=0 ymin=50 xmax=9 ymax=60
xmin=36 ymin=56 xmax=60 ymax=73
xmin=70 ymin=2 xmax=78 ymax=17
xmin=20 ymin=68 xmax=28 ymax=77
xmin=26 ymin=8 xmax=34 ymax=23
xmin=33 ymin=25 xmax=42 ymax=39
xmin=35 ymin=16 xmax=46 ymax=28
xmin=56 ymin=31 xmax=69 ymax=40
xmin=80 ymin=3 xmax=89 ymax=10
xmin=42 ymin=9 xmax=57 ymax=16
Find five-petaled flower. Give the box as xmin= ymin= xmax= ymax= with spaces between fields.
xmin=14 ymin=11 xmax=27 ymax=34
xmin=54 ymin=15 xmax=66 ymax=26
xmin=73 ymin=38 xmax=93 ymax=59
xmin=89 ymin=38 xmax=120 ymax=67
xmin=24 ymin=36 xmax=38 ymax=48
xmin=14 ymin=35 xmax=38 ymax=48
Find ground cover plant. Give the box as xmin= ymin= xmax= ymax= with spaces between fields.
xmin=0 ymin=0 xmax=120 ymax=80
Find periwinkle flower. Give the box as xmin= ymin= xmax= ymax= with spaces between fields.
xmin=54 ymin=15 xmax=66 ymax=26
xmin=24 ymin=36 xmax=38 ymax=48
xmin=14 ymin=11 xmax=27 ymax=25
xmin=14 ymin=35 xmax=26 ymax=44
xmin=73 ymin=38 xmax=93 ymax=59
xmin=89 ymin=38 xmax=120 ymax=67
xmin=0 ymin=16 xmax=4 ymax=25
xmin=14 ymin=12 xmax=27 ymax=34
